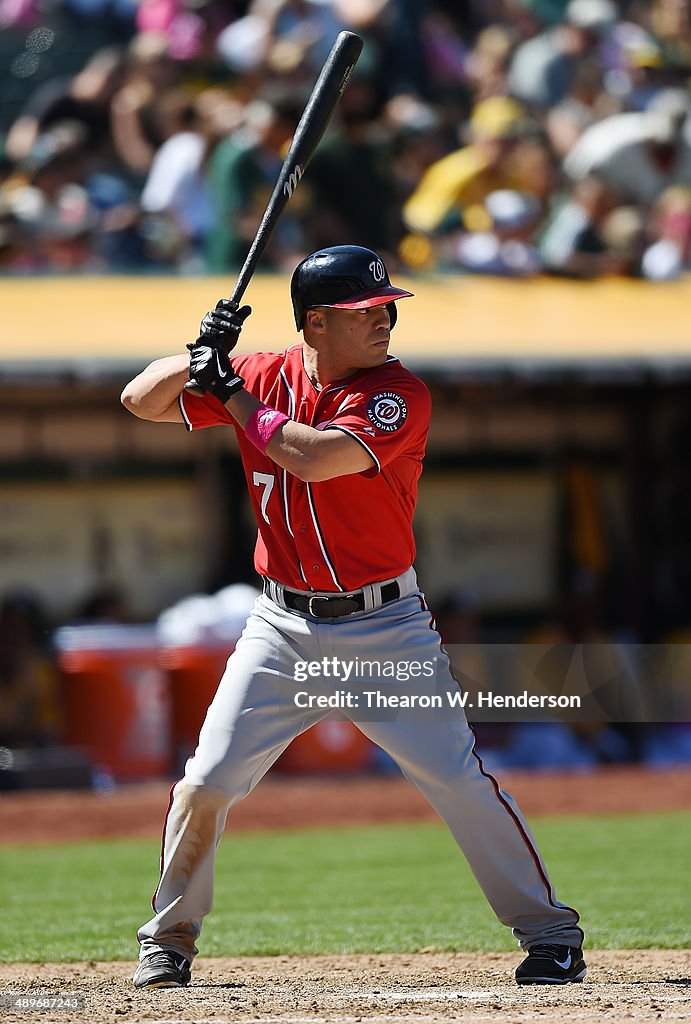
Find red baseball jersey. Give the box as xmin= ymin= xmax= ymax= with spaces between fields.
xmin=179 ymin=344 xmax=431 ymax=592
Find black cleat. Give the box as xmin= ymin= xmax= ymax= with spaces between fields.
xmin=133 ymin=950 xmax=192 ymax=989
xmin=516 ymin=943 xmax=586 ymax=985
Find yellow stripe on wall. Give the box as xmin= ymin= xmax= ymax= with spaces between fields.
xmin=1 ymin=275 xmax=690 ymax=363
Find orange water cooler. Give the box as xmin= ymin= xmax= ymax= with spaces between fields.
xmin=56 ymin=625 xmax=172 ymax=781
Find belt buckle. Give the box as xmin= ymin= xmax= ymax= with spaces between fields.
xmin=308 ymin=595 xmax=326 ymax=617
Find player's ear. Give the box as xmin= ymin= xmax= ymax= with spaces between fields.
xmin=305 ymin=308 xmax=327 ymax=333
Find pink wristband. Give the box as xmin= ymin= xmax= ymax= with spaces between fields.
xmin=245 ymin=404 xmax=290 ymax=453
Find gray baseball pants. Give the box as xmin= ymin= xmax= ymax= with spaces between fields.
xmin=137 ymin=569 xmax=582 ymax=961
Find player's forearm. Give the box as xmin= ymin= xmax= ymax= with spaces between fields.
xmin=120 ymin=355 xmax=189 ymax=420
xmin=225 ymin=389 xmax=328 ymax=480
xmin=225 ymin=389 xmax=370 ymax=482
xmin=268 ymin=425 xmax=332 ymax=482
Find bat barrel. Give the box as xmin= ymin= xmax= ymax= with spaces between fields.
xmin=230 ymin=31 xmax=364 ymax=306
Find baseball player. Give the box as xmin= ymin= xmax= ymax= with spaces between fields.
xmin=121 ymin=245 xmax=586 ymax=989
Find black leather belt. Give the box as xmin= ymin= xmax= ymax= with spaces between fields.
xmin=263 ymin=579 xmax=400 ymax=618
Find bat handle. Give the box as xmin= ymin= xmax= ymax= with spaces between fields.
xmin=229 ymin=281 xmax=245 ymax=307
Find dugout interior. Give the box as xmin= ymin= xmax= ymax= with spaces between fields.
xmin=0 ymin=275 xmax=689 ymax=645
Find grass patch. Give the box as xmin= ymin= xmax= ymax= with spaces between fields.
xmin=1 ymin=811 xmax=689 ymax=962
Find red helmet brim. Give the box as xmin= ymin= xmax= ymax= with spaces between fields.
xmin=328 ymin=285 xmax=414 ymax=309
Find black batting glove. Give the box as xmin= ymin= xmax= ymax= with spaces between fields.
xmin=186 ymin=337 xmax=245 ymax=403
xmin=196 ymin=299 xmax=252 ymax=353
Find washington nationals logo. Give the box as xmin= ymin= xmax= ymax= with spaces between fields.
xmin=283 ymin=164 xmax=304 ymax=198
xmin=369 ymin=259 xmax=386 ymax=283
xmin=366 ymin=391 xmax=408 ymax=432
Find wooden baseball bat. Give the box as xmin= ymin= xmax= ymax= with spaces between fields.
xmin=230 ymin=30 xmax=363 ymax=304
xmin=185 ymin=31 xmax=363 ymax=392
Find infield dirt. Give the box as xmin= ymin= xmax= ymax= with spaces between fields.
xmin=1 ymin=950 xmax=690 ymax=1024
xmin=1 ymin=765 xmax=690 ymax=844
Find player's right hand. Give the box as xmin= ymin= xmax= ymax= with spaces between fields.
xmin=195 ymin=299 xmax=252 ymax=353
xmin=186 ymin=337 xmax=245 ymax=403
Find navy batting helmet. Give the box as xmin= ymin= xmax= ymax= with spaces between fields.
xmin=290 ymin=245 xmax=413 ymax=331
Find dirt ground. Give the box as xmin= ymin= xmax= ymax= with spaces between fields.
xmin=1 ymin=767 xmax=689 ymax=1023
xmin=1 ymin=765 xmax=691 ymax=844
xmin=0 ymin=951 xmax=690 ymax=1024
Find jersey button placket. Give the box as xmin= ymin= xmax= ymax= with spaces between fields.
xmin=293 ymin=396 xmax=332 ymax=589
xmin=290 ymin=489 xmax=322 ymax=586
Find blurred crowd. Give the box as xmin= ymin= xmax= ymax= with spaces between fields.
xmin=0 ymin=0 xmax=689 ymax=279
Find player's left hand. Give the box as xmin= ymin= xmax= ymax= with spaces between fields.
xmin=186 ymin=338 xmax=245 ymax=403
xmin=196 ymin=299 xmax=252 ymax=353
